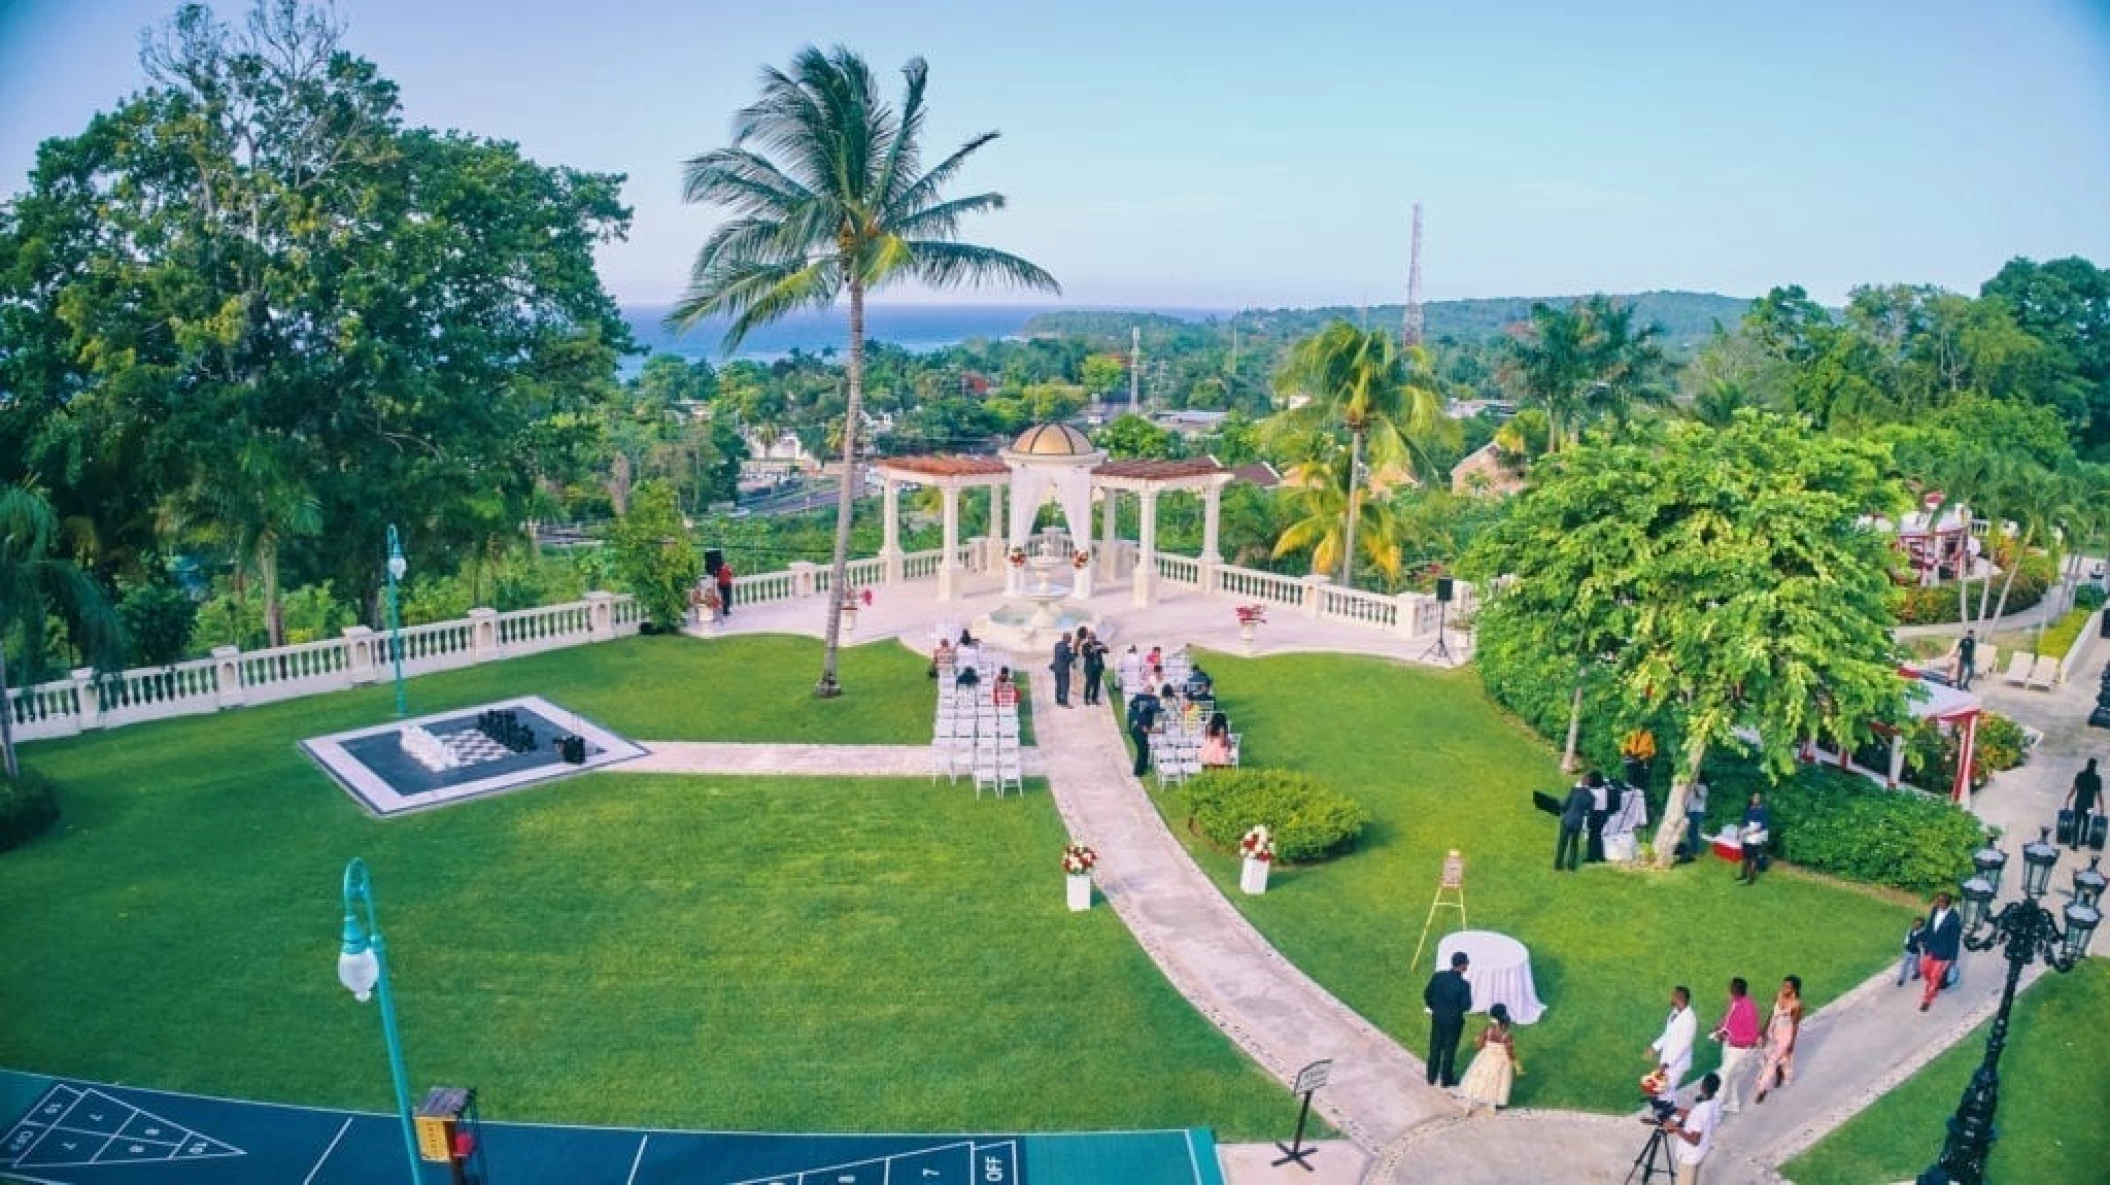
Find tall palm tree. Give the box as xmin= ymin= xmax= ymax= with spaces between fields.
xmin=1265 ymin=322 xmax=1454 ymax=588
xmin=2 ymin=485 xmax=123 ymax=780
xmin=1989 ymin=466 xmax=2077 ymax=628
xmin=1271 ymin=457 xmax=1405 ymax=586
xmin=1503 ymin=297 xmax=1668 ymax=450
xmin=669 ymin=46 xmax=1058 ymax=696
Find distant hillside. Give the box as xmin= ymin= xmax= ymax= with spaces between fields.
xmin=1024 ymin=291 xmax=1752 ymax=353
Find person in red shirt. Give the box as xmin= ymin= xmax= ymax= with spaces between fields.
xmin=715 ymin=560 xmax=735 ymax=617
xmin=1710 ymin=976 xmax=1764 ymax=1114
xmin=992 ymin=667 xmax=1019 ymax=707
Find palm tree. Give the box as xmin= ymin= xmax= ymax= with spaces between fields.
xmin=1503 ymin=296 xmax=1669 ymax=450
xmin=668 ymin=46 xmax=1057 ymax=696
xmin=1989 ymin=466 xmax=2077 ymax=629
xmin=1271 ymin=456 xmax=1406 ymax=587
xmin=1265 ymin=322 xmax=1454 ymax=588
xmin=2 ymin=484 xmax=123 ymax=780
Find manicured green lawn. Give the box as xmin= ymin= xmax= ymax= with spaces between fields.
xmin=1145 ymin=652 xmax=1913 ymax=1112
xmin=0 ymin=635 xmax=1286 ymax=1134
xmin=1994 ymin=604 xmax=2092 ymax=661
xmin=1784 ymin=958 xmax=2110 ymax=1185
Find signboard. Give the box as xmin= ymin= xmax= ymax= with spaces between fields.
xmin=1440 ymin=850 xmax=1465 ymax=889
xmin=1292 ymin=1059 xmax=1332 ymax=1096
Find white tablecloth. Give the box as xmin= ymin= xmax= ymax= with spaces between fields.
xmin=1437 ymin=930 xmax=1546 ymax=1025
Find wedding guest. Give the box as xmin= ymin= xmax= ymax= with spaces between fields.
xmin=1896 ymin=916 xmax=1927 ymax=987
xmin=1586 ymin=771 xmax=1612 ymax=863
xmin=1648 ymin=985 xmax=1697 ymax=1092
xmin=1738 ymin=792 xmax=1772 ymax=885
xmin=1683 ymin=773 xmax=1711 ymax=861
xmin=1457 ymin=1003 xmax=1517 ymax=1116
xmin=1117 ymin=645 xmax=1143 ymax=694
xmin=1126 ymin=688 xmax=1163 ymax=777
xmin=1556 ymin=777 xmax=1593 ymax=872
xmin=1754 ymin=976 xmax=1801 ymax=1103
xmin=1423 ymin=951 xmax=1474 ymax=1089
xmin=1918 ymin=892 xmax=1962 ymax=1012
xmin=1051 ymin=631 xmax=1076 ymax=708
xmin=992 ymin=668 xmax=1018 ymax=708
xmin=1080 ymin=629 xmax=1109 ymax=706
xmin=716 ymin=559 xmax=736 ymax=617
xmin=1200 ymin=713 xmax=1233 ymax=767
xmin=1709 ymin=977 xmax=1762 ymax=1115
xmin=1666 ymin=1072 xmax=1721 ymax=1185
xmin=1183 ymin=664 xmax=1213 ymax=700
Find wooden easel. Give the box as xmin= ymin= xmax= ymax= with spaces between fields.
xmin=1409 ymin=849 xmax=1467 ymax=972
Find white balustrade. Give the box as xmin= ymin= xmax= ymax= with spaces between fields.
xmin=735 ymin=569 xmax=799 ymax=606
xmin=1319 ymin=585 xmax=1400 ymax=629
xmin=845 ymin=556 xmax=886 ymax=588
xmin=903 ymin=548 xmax=944 ymax=580
xmin=1213 ymin=564 xmax=1306 ymax=606
xmin=4 ymin=593 xmax=639 ymax=747
xmin=1155 ymin=553 xmax=1201 ymax=587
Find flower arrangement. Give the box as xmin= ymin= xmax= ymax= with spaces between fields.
xmin=1072 ymin=549 xmax=1091 ymax=570
xmin=1620 ymin=729 xmax=1657 ymax=763
xmin=1239 ymin=825 xmax=1275 ymax=863
xmin=1235 ymin=604 xmax=1268 ymax=626
xmin=1007 ymin=546 xmax=1028 ymax=568
xmin=1062 ymin=844 xmax=1098 ymax=876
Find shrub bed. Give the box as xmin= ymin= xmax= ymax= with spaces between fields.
xmin=0 ymin=770 xmax=61 ymax=854
xmin=1179 ymin=769 xmax=1369 ymax=864
xmin=1705 ymin=764 xmax=1984 ymax=896
xmin=1896 ymin=554 xmax=2055 ymax=625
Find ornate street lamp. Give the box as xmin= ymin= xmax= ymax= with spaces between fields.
xmin=385 ymin=525 xmax=409 ymax=718
xmin=1919 ymin=839 xmax=2100 ymax=1185
xmin=338 ymin=858 xmax=424 ymax=1185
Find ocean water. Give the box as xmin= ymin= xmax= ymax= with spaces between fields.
xmin=622 ymin=303 xmax=1220 ymax=367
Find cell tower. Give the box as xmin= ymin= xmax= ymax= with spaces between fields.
xmin=1402 ymin=203 xmax=1425 ymax=350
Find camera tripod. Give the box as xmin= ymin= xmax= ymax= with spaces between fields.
xmin=1624 ymin=1121 xmax=1677 ymax=1185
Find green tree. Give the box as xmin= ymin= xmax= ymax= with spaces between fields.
xmin=1500 ymin=297 xmax=1668 ymax=451
xmin=2 ymin=485 xmax=125 ymax=780
xmin=1272 ymin=457 xmax=1404 ymax=585
xmin=1095 ymin=414 xmax=1183 ymax=460
xmin=669 ymin=46 xmax=1057 ymax=696
xmin=1471 ymin=414 xmax=1908 ymax=857
xmin=606 ymin=480 xmax=701 ymax=631
xmin=1080 ymin=353 xmax=1127 ymax=398
xmin=166 ymin=437 xmax=321 ymax=648
xmin=1266 ymin=322 xmax=1456 ymax=588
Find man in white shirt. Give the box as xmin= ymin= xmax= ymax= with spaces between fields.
xmin=1667 ymin=1071 xmax=1720 ymax=1185
xmin=1649 ymin=985 xmax=1698 ymax=1090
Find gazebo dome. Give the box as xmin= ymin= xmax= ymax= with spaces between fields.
xmin=1011 ymin=422 xmax=1095 ymax=458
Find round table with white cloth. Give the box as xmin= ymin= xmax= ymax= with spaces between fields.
xmin=1436 ymin=930 xmax=1547 ymax=1025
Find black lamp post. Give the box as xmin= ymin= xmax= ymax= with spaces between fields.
xmin=1917 ymin=839 xmax=2101 ymax=1185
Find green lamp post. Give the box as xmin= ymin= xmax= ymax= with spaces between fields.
xmin=337 ymin=857 xmax=424 ymax=1185
xmin=385 ymin=525 xmax=408 ymax=718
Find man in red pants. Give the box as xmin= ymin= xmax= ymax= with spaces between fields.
xmin=1918 ymin=891 xmax=1962 ymax=1012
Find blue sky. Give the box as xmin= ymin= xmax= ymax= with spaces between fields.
xmin=3 ymin=0 xmax=2108 ymax=308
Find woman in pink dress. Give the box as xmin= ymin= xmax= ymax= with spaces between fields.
xmin=1457 ymin=1003 xmax=1517 ymax=1116
xmin=1754 ymin=975 xmax=1802 ymax=1104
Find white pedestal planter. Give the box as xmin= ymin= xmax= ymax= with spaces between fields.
xmin=1239 ymin=621 xmax=1258 ymax=655
xmin=1067 ymin=873 xmax=1093 ymax=912
xmin=1240 ymin=857 xmax=1271 ymax=895
xmin=840 ymin=607 xmax=859 ymax=635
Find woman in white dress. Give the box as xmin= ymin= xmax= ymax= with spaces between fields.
xmin=1457 ymin=1003 xmax=1517 ymax=1115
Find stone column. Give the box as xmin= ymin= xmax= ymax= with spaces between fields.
xmin=212 ymin=646 xmax=247 ymax=708
xmin=344 ymin=626 xmax=378 ymax=684
xmin=880 ymin=476 xmax=904 ymax=584
xmin=1886 ymin=730 xmax=1907 ymax=788
xmin=1300 ymin=573 xmax=1330 ymax=619
xmin=938 ymin=482 xmax=963 ymax=602
xmin=985 ymin=484 xmax=1005 ymax=572
xmin=789 ymin=561 xmax=818 ymax=598
xmin=71 ymin=667 xmax=104 ymax=731
xmin=1392 ymin=592 xmax=1425 ymax=640
xmin=1199 ymin=480 xmax=1225 ymax=595
xmin=1132 ymin=489 xmax=1159 ymax=608
xmin=1101 ymin=488 xmax=1119 ymax=581
xmin=586 ymin=590 xmax=616 ymax=639
xmin=468 ymin=607 xmax=501 ymax=662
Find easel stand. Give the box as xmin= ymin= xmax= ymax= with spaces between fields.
xmin=1624 ymin=1124 xmax=1675 ymax=1185
xmin=1408 ymin=850 xmax=1468 ymax=974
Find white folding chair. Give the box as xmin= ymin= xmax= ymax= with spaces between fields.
xmin=999 ymin=750 xmax=1024 ymax=797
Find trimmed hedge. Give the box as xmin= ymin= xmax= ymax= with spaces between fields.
xmin=1896 ymin=553 xmax=2055 ymax=625
xmin=1704 ymin=764 xmax=1984 ymax=897
xmin=1179 ymin=769 xmax=1369 ymax=864
xmin=0 ymin=770 xmax=61 ymax=854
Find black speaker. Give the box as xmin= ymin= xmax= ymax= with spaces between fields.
xmin=705 ymin=548 xmax=725 ymax=577
xmin=1435 ymin=576 xmax=1454 ymax=603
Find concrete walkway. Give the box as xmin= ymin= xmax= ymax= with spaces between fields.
xmin=1018 ymin=662 xmax=1455 ymax=1157
xmin=611 ymin=741 xmax=1044 ymax=778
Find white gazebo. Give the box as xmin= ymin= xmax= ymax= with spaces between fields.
xmin=869 ymin=423 xmax=1237 ymax=609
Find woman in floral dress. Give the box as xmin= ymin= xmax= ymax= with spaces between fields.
xmin=1457 ymin=1003 xmax=1517 ymax=1116
xmin=1755 ymin=975 xmax=1802 ymax=1104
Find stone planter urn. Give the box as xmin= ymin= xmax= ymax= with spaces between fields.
xmin=1240 ymin=856 xmax=1271 ymax=895
xmin=1238 ymin=620 xmax=1258 ymax=655
xmin=1066 ymin=873 xmax=1093 ymax=912
xmin=840 ymin=604 xmax=859 ymax=635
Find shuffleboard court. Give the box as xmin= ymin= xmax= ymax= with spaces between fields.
xmin=0 ymin=1072 xmax=1225 ymax=1185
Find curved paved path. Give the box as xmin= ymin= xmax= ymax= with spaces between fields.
xmin=1019 ymin=663 xmax=1453 ymax=1154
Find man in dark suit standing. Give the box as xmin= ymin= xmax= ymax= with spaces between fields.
xmin=1051 ymin=631 xmax=1076 ymax=708
xmin=1423 ymin=951 xmax=1474 ymax=1088
xmin=1918 ymin=891 xmax=1963 ymax=1012
xmin=1556 ymin=776 xmax=1594 ymax=871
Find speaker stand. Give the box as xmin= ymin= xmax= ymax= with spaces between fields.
xmin=1416 ymin=598 xmax=1453 ymax=665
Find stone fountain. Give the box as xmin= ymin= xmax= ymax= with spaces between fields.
xmin=973 ymin=536 xmax=1106 ymax=650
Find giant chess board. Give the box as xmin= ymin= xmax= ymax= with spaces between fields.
xmin=300 ymin=696 xmax=645 ymax=817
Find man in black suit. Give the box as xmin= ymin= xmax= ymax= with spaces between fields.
xmin=1423 ymin=951 xmax=1474 ymax=1088
xmin=1051 ymin=632 xmax=1076 ymax=707
xmin=1556 ymin=777 xmax=1594 ymax=871
xmin=1918 ymin=891 xmax=1963 ymax=1012
xmin=1585 ymin=770 xmax=1611 ymax=863
xmin=1126 ymin=689 xmax=1162 ymax=777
